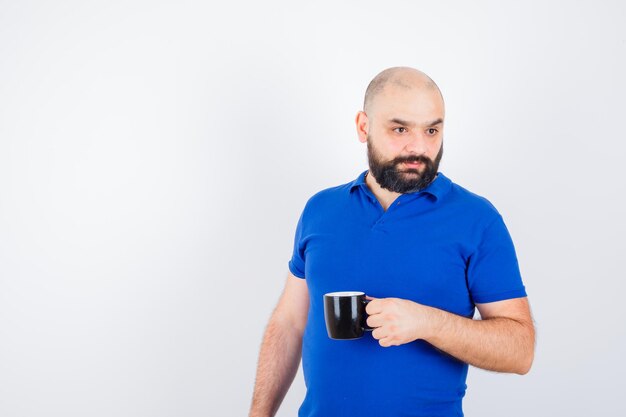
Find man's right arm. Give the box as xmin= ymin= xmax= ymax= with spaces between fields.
xmin=248 ymin=272 xmax=309 ymax=417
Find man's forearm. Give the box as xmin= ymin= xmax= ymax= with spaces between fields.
xmin=424 ymin=308 xmax=535 ymax=375
xmin=249 ymin=315 xmax=303 ymax=417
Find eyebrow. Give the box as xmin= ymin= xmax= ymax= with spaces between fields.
xmin=389 ymin=117 xmax=444 ymax=127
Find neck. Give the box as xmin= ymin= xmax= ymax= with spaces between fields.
xmin=364 ymin=170 xmax=438 ymax=211
xmin=364 ymin=171 xmax=401 ymax=211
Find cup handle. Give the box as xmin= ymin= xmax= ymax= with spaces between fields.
xmin=361 ymin=298 xmax=374 ymax=332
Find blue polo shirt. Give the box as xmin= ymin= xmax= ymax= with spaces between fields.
xmin=288 ymin=170 xmax=527 ymax=417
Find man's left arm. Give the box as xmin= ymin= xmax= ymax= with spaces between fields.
xmin=365 ymin=296 xmax=536 ymax=375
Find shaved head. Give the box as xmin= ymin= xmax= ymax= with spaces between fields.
xmin=363 ymin=67 xmax=443 ymax=114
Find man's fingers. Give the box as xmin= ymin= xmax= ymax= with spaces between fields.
xmin=366 ymin=315 xmax=381 ymax=329
xmin=378 ymin=337 xmax=393 ymax=348
xmin=365 ymin=298 xmax=384 ymax=315
xmin=371 ymin=326 xmax=387 ymax=340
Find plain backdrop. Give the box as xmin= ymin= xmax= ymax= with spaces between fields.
xmin=1 ymin=1 xmax=625 ymax=416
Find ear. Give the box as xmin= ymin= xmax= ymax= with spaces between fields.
xmin=355 ymin=111 xmax=369 ymax=144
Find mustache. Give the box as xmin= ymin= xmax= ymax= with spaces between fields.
xmin=393 ymin=155 xmax=432 ymax=165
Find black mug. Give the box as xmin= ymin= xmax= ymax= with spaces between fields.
xmin=323 ymin=291 xmax=374 ymax=340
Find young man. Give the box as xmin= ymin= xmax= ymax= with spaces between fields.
xmin=248 ymin=67 xmax=535 ymax=417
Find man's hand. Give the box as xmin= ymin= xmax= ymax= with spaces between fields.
xmin=365 ymin=295 xmax=436 ymax=347
xmin=364 ymin=295 xmax=535 ymax=374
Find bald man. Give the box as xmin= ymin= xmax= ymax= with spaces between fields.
xmin=248 ymin=67 xmax=535 ymax=417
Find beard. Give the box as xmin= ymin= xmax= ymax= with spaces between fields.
xmin=366 ymin=135 xmax=443 ymax=193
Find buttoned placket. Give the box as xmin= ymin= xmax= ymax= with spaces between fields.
xmin=360 ymin=186 xmax=423 ymax=229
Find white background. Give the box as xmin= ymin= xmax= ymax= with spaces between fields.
xmin=1 ymin=1 xmax=625 ymax=416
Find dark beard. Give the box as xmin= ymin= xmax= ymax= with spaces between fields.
xmin=367 ymin=136 xmax=443 ymax=193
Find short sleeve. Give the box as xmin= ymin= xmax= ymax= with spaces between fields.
xmin=287 ymin=209 xmax=306 ymax=279
xmin=467 ymin=215 xmax=527 ymax=303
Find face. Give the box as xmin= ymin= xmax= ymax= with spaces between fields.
xmin=358 ymin=82 xmax=445 ymax=193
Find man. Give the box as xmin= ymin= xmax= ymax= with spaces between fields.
xmin=248 ymin=67 xmax=535 ymax=417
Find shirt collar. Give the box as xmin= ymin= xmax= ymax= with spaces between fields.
xmin=349 ymin=169 xmax=452 ymax=201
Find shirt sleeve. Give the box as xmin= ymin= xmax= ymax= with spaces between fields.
xmin=287 ymin=209 xmax=306 ymax=279
xmin=467 ymin=214 xmax=527 ymax=303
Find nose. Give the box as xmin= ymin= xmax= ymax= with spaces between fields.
xmin=403 ymin=131 xmax=429 ymax=156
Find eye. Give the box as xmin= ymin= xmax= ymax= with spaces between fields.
xmin=427 ymin=128 xmax=438 ymax=135
xmin=393 ymin=127 xmax=407 ymax=134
